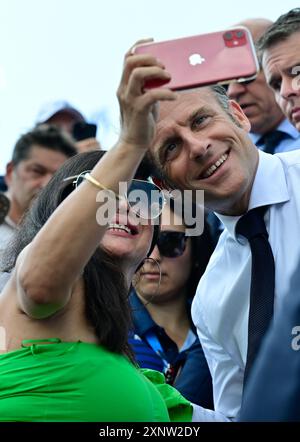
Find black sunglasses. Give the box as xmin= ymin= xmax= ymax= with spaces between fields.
xmin=156 ymin=231 xmax=188 ymax=258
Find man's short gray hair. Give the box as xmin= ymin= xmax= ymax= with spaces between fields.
xmin=210 ymin=84 xmax=231 ymax=113
xmin=210 ymin=84 xmax=238 ymax=124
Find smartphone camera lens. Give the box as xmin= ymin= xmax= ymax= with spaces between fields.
xmin=236 ymin=30 xmax=244 ymax=38
xmin=224 ymin=32 xmax=233 ymax=41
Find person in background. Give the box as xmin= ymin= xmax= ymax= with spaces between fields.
xmin=239 ymin=8 xmax=300 ymax=421
xmin=227 ymin=18 xmax=300 ymax=154
xmin=0 ymin=177 xmax=6 ymax=192
xmin=0 ymin=125 xmax=77 ymax=262
xmin=36 ymin=100 xmax=101 ymax=153
xmin=258 ymin=8 xmax=300 ymax=134
xmin=130 ymin=200 xmax=214 ymax=409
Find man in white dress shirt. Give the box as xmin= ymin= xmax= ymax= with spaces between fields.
xmin=146 ymin=82 xmax=300 ymax=420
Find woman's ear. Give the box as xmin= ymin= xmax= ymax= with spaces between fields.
xmin=229 ymin=100 xmax=251 ymax=132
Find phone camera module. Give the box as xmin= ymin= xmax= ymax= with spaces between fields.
xmin=236 ymin=30 xmax=245 ymax=38
xmin=224 ymin=32 xmax=233 ymax=41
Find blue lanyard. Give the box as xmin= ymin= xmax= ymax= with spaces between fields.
xmin=144 ymin=330 xmax=170 ymax=372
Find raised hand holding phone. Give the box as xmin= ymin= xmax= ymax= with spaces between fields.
xmin=117 ymin=41 xmax=177 ymax=151
xmin=72 ymin=122 xmax=101 ymax=153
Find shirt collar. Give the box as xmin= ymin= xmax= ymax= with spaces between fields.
xmin=129 ymin=289 xmax=157 ymax=336
xmin=248 ymin=132 xmax=260 ymax=145
xmin=216 ymin=150 xmax=290 ymax=240
xmin=249 ymin=118 xmax=299 ymax=144
xmin=276 ymin=118 xmax=300 ymax=140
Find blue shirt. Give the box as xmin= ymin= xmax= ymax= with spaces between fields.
xmin=0 ymin=176 xmax=7 ymax=192
xmin=129 ymin=290 xmax=213 ymax=408
xmin=249 ymin=118 xmax=300 ymax=153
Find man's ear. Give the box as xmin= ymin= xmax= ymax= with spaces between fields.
xmin=229 ymin=100 xmax=251 ymax=132
xmin=5 ymin=162 xmax=14 ymax=187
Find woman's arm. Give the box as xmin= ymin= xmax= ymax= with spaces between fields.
xmin=16 ymin=49 xmax=176 ymax=319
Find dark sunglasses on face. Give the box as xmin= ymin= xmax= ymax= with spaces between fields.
xmin=156 ymin=231 xmax=188 ymax=258
xmin=63 ymin=171 xmax=166 ymax=220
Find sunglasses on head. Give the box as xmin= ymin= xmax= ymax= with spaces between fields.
xmin=63 ymin=171 xmax=166 ymax=220
xmin=156 ymin=231 xmax=188 ymax=258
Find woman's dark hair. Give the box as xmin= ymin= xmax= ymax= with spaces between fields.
xmin=164 ymin=199 xmax=215 ymax=331
xmin=167 ymin=198 xmax=215 ymax=298
xmin=188 ymin=220 xmax=215 ymax=296
xmin=3 ymin=150 xmax=141 ymax=360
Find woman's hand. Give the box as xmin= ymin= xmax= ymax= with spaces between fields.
xmin=117 ymin=40 xmax=177 ymax=151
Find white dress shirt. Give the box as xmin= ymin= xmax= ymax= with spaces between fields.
xmin=191 ymin=149 xmax=300 ymax=421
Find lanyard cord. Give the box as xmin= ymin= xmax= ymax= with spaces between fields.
xmin=144 ymin=330 xmax=170 ymax=371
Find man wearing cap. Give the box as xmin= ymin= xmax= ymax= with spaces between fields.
xmin=36 ymin=100 xmax=101 ymax=153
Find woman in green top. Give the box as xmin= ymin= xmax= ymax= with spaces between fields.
xmin=0 ymin=340 xmax=169 ymax=421
xmin=0 ymin=48 xmax=189 ymax=421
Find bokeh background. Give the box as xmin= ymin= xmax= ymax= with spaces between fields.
xmin=0 ymin=0 xmax=299 ymax=172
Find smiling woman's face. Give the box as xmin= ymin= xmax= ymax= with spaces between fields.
xmin=100 ymin=199 xmax=154 ymax=276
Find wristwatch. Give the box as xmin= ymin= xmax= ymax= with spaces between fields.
xmin=0 ymin=192 xmax=10 ymax=225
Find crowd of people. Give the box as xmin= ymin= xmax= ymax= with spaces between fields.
xmin=0 ymin=8 xmax=300 ymax=422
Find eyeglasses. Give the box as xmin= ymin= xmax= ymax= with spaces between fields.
xmin=156 ymin=231 xmax=188 ymax=258
xmin=63 ymin=171 xmax=166 ymax=220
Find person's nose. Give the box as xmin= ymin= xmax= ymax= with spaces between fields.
xmin=116 ymin=196 xmax=133 ymax=221
xmin=227 ymin=81 xmax=246 ymax=100
xmin=184 ymin=131 xmax=211 ymax=161
xmin=148 ymin=244 xmax=161 ymax=262
xmin=280 ymin=76 xmax=300 ymax=100
xmin=118 ymin=195 xmax=130 ymax=213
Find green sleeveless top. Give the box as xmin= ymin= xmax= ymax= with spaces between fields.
xmin=0 ymin=339 xmax=170 ymax=422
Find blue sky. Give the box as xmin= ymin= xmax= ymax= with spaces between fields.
xmin=0 ymin=0 xmax=299 ymax=172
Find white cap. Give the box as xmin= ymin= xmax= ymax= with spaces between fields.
xmin=36 ymin=100 xmax=85 ymax=124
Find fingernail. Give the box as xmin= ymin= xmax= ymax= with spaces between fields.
xmin=157 ymin=59 xmax=165 ymax=68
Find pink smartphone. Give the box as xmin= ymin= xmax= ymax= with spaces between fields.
xmin=133 ymin=27 xmax=259 ymax=90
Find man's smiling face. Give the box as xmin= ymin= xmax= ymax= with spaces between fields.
xmin=151 ymin=88 xmax=259 ymax=215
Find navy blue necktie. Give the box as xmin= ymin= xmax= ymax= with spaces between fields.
xmin=257 ymin=130 xmax=287 ymax=155
xmin=236 ymin=206 xmax=275 ymax=387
